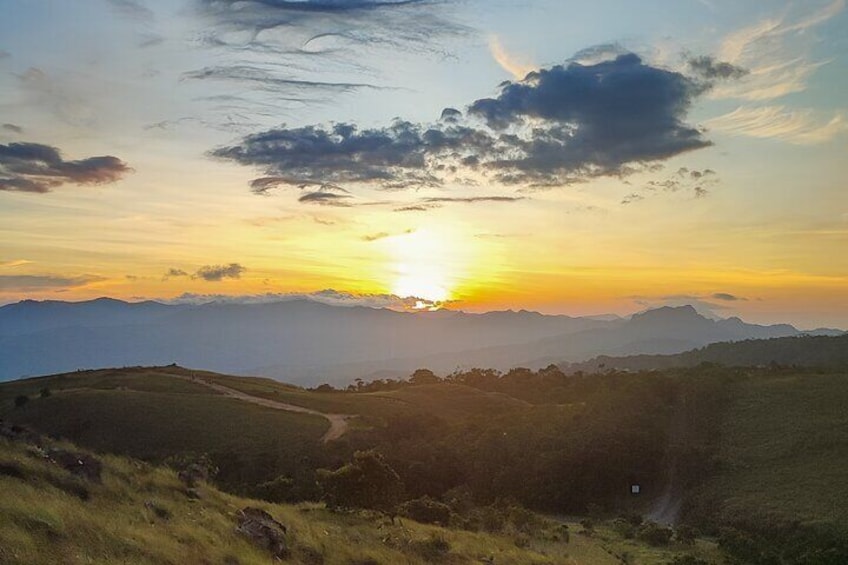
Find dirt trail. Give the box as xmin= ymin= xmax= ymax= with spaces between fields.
xmin=170 ymin=374 xmax=352 ymax=443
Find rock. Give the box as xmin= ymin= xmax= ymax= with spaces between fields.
xmin=235 ymin=507 xmax=288 ymax=559
xmin=184 ymin=487 xmax=202 ymax=500
xmin=45 ymin=448 xmax=102 ymax=483
xmin=178 ymin=463 xmax=209 ymax=487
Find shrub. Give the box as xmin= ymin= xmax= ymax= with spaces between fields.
xmin=14 ymin=395 xmax=29 ymax=408
xmin=398 ymin=496 xmax=452 ymax=525
xmin=317 ymin=450 xmax=404 ymax=513
xmin=39 ymin=388 xmax=51 ymax=398
xmin=638 ymin=522 xmax=673 ymax=546
xmin=612 ymin=517 xmax=636 ymax=539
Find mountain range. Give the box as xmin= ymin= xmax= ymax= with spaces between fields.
xmin=0 ymin=298 xmax=842 ymax=385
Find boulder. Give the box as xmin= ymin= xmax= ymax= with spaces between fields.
xmin=45 ymin=448 xmax=102 ymax=483
xmin=236 ymin=507 xmax=288 ymax=559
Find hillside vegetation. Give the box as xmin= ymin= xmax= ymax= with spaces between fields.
xmin=3 ymin=363 xmax=848 ymax=562
xmin=0 ymin=427 xmax=723 ymax=564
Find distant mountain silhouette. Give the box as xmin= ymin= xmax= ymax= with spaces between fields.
xmin=0 ymin=298 xmax=837 ymax=385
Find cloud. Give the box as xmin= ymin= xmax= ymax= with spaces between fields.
xmin=193 ymin=263 xmax=246 ymax=282
xmin=2 ymin=124 xmax=23 ymax=134
xmin=0 ymin=259 xmax=32 ymax=268
xmin=362 ymin=228 xmax=413 ymax=241
xmin=214 ymin=52 xmax=724 ymax=198
xmin=106 ymin=0 xmax=154 ymax=21
xmin=687 ymin=55 xmax=748 ymax=80
xmin=0 ymin=142 xmax=130 ymax=193
xmin=196 ymin=0 xmax=463 ymax=54
xmin=624 ymin=168 xmax=718 ymax=204
xmin=488 ymin=35 xmax=535 ymax=79
xmin=712 ymin=293 xmax=747 ymax=301
xmin=162 ymin=288 xmax=445 ymax=311
xmin=298 ymin=190 xmax=352 ymax=205
xmin=0 ymin=274 xmax=105 ymax=291
xmin=182 ymin=65 xmax=384 ymax=99
xmin=714 ymin=0 xmax=844 ymax=101
xmin=422 ymin=196 xmax=525 ymax=204
xmin=705 ymin=106 xmax=848 ymax=144
xmin=163 ymin=268 xmax=189 ymax=279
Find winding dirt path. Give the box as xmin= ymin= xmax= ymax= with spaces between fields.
xmin=170 ymin=374 xmax=353 ymax=443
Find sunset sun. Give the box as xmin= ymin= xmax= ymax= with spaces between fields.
xmin=388 ymin=229 xmax=453 ymax=304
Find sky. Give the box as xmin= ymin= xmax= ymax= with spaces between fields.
xmin=0 ymin=0 xmax=846 ymax=328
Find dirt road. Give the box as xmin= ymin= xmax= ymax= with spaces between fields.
xmin=170 ymin=374 xmax=352 ymax=443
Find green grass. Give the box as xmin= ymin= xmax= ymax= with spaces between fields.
xmin=692 ymin=372 xmax=848 ymax=531
xmin=2 ymin=389 xmax=327 ymax=461
xmin=0 ymin=434 xmax=721 ymax=564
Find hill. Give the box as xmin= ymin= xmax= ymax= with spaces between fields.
xmin=4 ymin=365 xmax=848 ymax=562
xmin=565 ymin=333 xmax=848 ymax=373
xmin=1 ymin=299 xmax=830 ymax=385
xmin=0 ymin=419 xmax=733 ymax=564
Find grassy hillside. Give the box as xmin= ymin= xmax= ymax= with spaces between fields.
xmin=0 ymin=432 xmax=723 ymax=564
xmin=689 ymin=372 xmax=848 ymax=530
xmin=4 ymin=365 xmax=848 ymax=561
xmin=567 ymin=333 xmax=848 ymax=373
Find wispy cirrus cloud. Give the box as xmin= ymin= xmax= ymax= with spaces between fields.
xmin=213 ymin=51 xmax=734 ymax=201
xmin=713 ymin=0 xmax=844 ymax=101
xmin=706 ymin=106 xmax=847 ymax=145
xmin=488 ymin=35 xmax=535 ymax=80
xmin=0 ymin=142 xmax=130 ymax=193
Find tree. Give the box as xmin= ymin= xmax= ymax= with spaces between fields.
xmin=409 ymin=369 xmax=440 ymax=385
xmin=317 ymin=450 xmax=404 ymax=513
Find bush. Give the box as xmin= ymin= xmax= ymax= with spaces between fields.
xmin=317 ymin=450 xmax=404 ymax=513
xmin=14 ymin=395 xmax=29 ymax=408
xmin=39 ymin=388 xmax=51 ymax=398
xmin=612 ymin=517 xmax=636 ymax=539
xmin=255 ymin=475 xmax=296 ymax=503
xmin=638 ymin=522 xmax=673 ymax=546
xmin=398 ymin=496 xmax=452 ymax=525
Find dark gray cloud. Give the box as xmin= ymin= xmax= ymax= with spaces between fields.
xmin=196 ymin=0 xmax=462 ymax=54
xmin=0 ymin=142 xmax=130 ymax=193
xmin=193 ymin=263 xmax=246 ymax=281
xmin=687 ymin=55 xmax=748 ymax=80
xmin=214 ymin=53 xmax=731 ymax=199
xmin=2 ymin=124 xmax=23 ymax=134
xmin=712 ymin=292 xmax=746 ymax=302
xmin=163 ymin=268 xmax=189 ymax=279
xmin=0 ymin=274 xmax=105 ymax=291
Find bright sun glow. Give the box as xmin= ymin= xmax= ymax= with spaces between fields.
xmin=388 ymin=229 xmax=452 ymax=303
